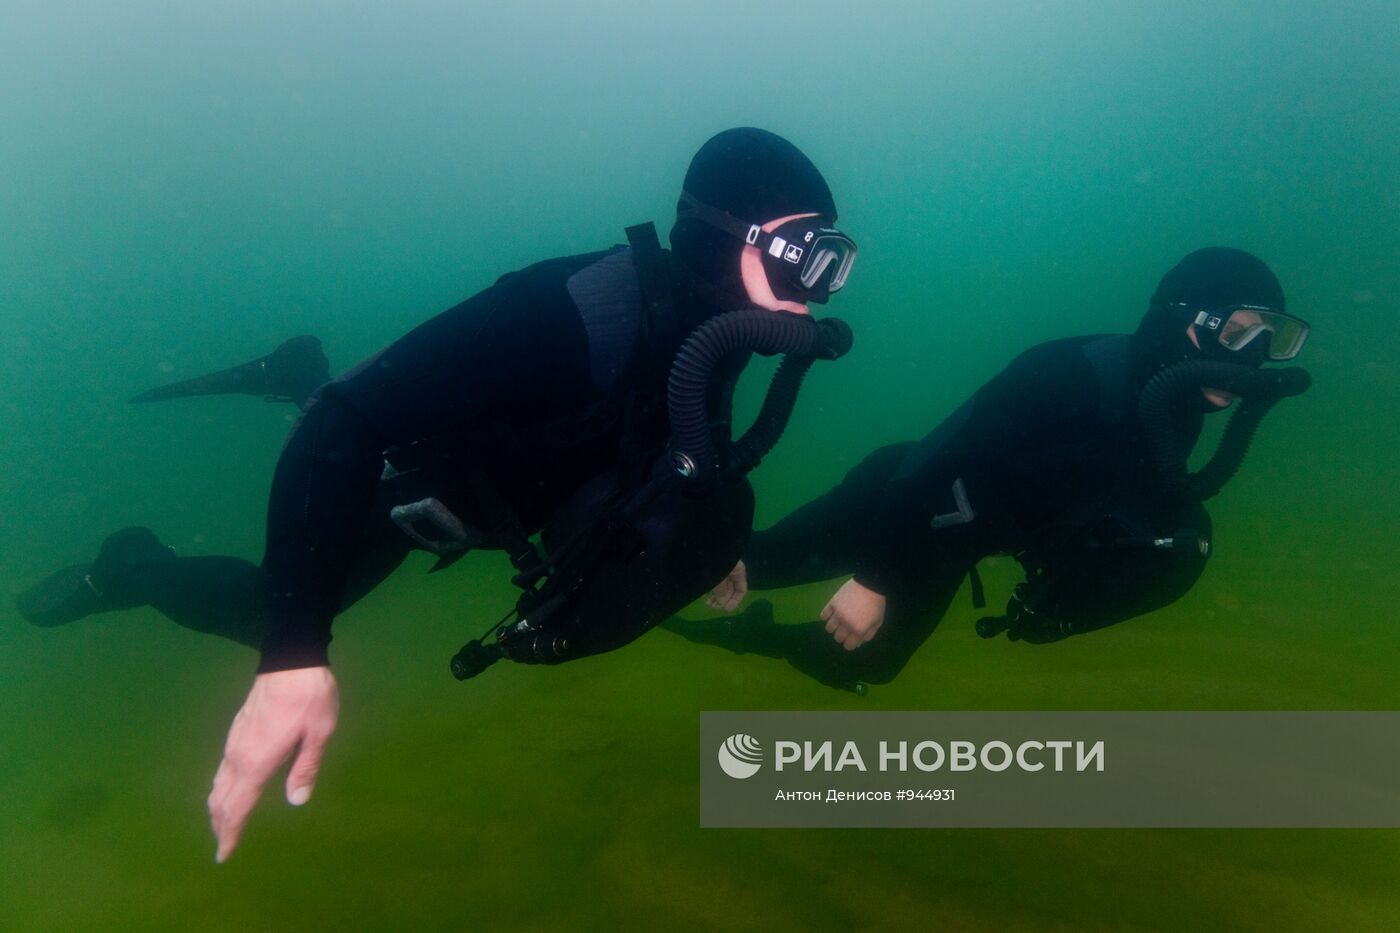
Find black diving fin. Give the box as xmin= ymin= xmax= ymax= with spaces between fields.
xmin=130 ymin=335 xmax=330 ymax=408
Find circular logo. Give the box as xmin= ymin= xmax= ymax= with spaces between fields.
xmin=718 ymin=733 xmax=763 ymax=779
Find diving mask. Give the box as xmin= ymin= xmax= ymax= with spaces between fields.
xmin=678 ymin=191 xmax=858 ymax=299
xmin=1186 ymin=304 xmax=1310 ymax=361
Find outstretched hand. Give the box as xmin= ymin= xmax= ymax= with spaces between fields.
xmin=706 ymin=560 xmax=749 ymax=613
xmin=208 ymin=666 xmax=339 ymax=863
xmin=822 ymin=578 xmax=887 ymax=650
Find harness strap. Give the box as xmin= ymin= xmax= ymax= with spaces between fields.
xmin=462 ymin=462 xmax=544 ymax=582
xmin=619 ymin=222 xmax=682 ymax=483
xmin=624 ymin=222 xmax=674 ymax=347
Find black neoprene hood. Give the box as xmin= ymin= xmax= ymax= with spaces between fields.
xmin=1136 ymin=247 xmax=1286 ymax=367
xmin=670 ymin=127 xmax=837 ymax=300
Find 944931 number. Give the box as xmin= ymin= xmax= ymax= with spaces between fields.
xmin=897 ymin=789 xmax=955 ymax=801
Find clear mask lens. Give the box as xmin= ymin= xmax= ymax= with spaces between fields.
xmin=1215 ymin=308 xmax=1310 ymax=361
xmin=796 ymin=232 xmax=858 ymax=293
xmin=1194 ymin=306 xmax=1310 ymax=361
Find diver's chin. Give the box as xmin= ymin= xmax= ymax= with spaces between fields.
xmin=1201 ymin=387 xmax=1237 ymax=409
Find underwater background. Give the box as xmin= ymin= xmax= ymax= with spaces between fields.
xmin=2 ymin=1 xmax=1398 ymax=929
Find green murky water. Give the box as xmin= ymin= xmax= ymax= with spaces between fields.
xmin=2 ymin=2 xmax=1398 ymax=929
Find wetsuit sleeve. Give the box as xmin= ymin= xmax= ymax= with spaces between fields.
xmin=258 ymin=269 xmax=592 ymax=672
xmin=852 ymin=343 xmax=1103 ymax=595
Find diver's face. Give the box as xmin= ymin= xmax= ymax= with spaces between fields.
xmin=1219 ymin=309 xmax=1266 ymax=345
xmin=1184 ymin=309 xmax=1274 ymax=409
xmin=1184 ymin=322 xmax=1236 ymax=409
xmin=739 ymin=212 xmax=820 ymax=314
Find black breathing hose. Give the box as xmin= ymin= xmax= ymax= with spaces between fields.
xmin=1138 ymin=360 xmax=1311 ymax=502
xmin=729 ymin=353 xmax=819 ymax=476
xmin=667 ymin=309 xmax=854 ymax=485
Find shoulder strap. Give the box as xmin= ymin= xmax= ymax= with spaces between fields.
xmin=623 ymin=222 xmax=681 ymax=371
xmin=1082 ymin=335 xmax=1135 ymax=426
xmin=617 ymin=222 xmax=683 ymax=480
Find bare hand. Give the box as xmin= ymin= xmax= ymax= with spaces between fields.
xmin=821 ymin=578 xmax=887 ymax=650
xmin=208 ymin=666 xmax=339 ymax=863
xmin=706 ymin=560 xmax=749 ymax=613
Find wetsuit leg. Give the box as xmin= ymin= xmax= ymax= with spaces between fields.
xmin=109 ymin=481 xmax=424 ymax=649
xmin=745 ymin=442 xmax=912 ymax=589
xmin=140 ymin=556 xmax=268 ymax=648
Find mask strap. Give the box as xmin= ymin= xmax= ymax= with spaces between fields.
xmin=678 ymin=191 xmax=763 ymax=245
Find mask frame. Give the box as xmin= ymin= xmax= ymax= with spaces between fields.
xmin=1184 ymin=304 xmax=1310 ymax=361
xmin=677 ymin=192 xmax=857 ymax=298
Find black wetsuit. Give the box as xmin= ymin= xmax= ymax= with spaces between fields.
xmin=718 ymin=333 xmax=1213 ymax=690
xmin=132 ymin=245 xmax=755 ymax=671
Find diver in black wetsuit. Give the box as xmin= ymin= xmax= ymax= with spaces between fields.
xmin=669 ymin=248 xmax=1312 ymax=692
xmin=15 ymin=127 xmax=859 ymax=861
